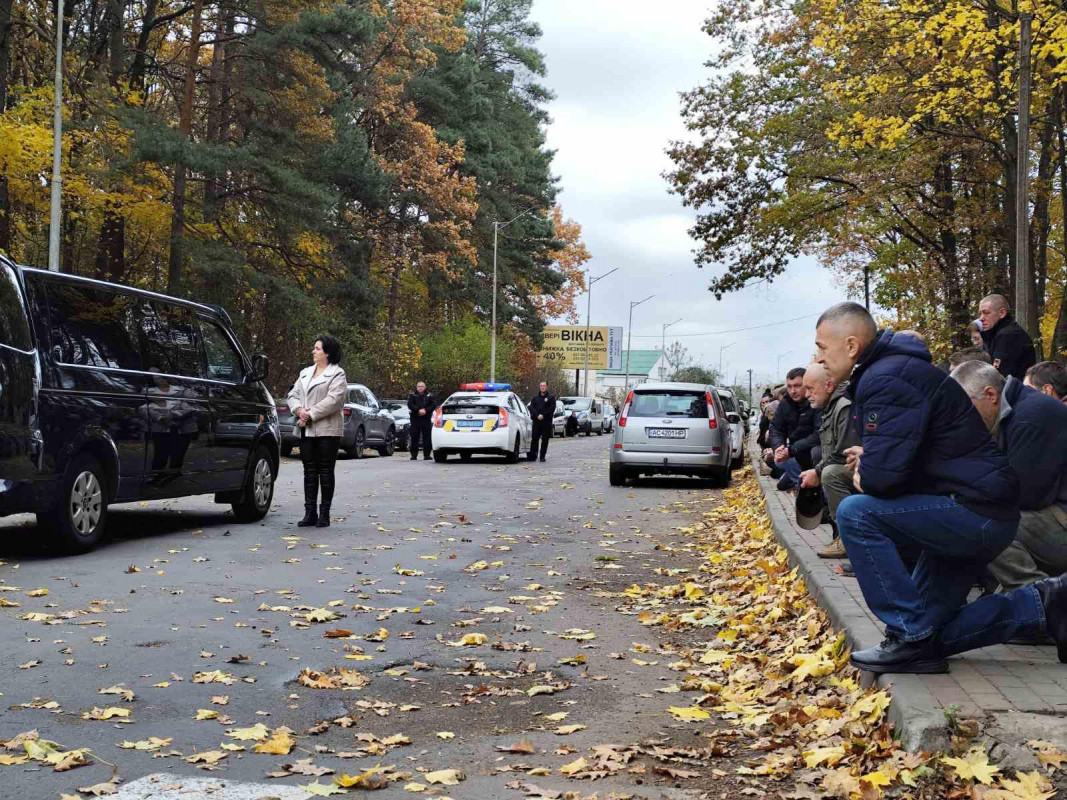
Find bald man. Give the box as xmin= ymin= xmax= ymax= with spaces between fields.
xmin=814 ymin=302 xmax=1064 ymax=674
xmin=977 ymin=294 xmax=1036 ymax=381
xmin=798 ymin=362 xmax=860 ymax=558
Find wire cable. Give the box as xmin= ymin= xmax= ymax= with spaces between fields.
xmin=628 ymin=312 xmax=820 ymax=338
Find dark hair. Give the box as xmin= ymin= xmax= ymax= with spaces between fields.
xmin=786 ymin=367 xmax=806 ymax=381
xmin=316 ymin=334 xmax=342 ymax=365
xmin=1026 ymin=361 xmax=1067 ymax=399
xmin=948 ymin=347 xmax=991 ymax=370
xmin=816 ymin=301 xmax=878 ymax=342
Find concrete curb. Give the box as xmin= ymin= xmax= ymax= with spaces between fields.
xmin=750 ymin=458 xmax=951 ymax=751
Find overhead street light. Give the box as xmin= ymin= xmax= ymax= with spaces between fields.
xmin=660 ymin=318 xmax=683 ymax=380
xmin=582 ymin=267 xmax=619 ymax=396
xmin=719 ymin=341 xmax=736 ymax=380
xmin=623 ymin=295 xmax=655 ymax=395
xmin=490 ymin=207 xmax=537 ymax=382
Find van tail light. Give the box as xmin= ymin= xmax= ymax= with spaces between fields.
xmin=433 ymin=408 xmax=443 ymax=428
xmin=495 ymin=407 xmax=510 ymax=429
xmin=618 ymin=391 xmax=634 ymax=427
xmin=705 ymin=392 xmax=718 ymax=429
xmin=343 ymin=408 xmax=352 ymax=418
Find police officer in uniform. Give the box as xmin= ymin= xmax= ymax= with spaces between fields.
xmin=528 ymin=381 xmax=556 ymax=462
xmin=407 ymin=381 xmax=436 ymax=460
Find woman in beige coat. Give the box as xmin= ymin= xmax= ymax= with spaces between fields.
xmin=287 ymin=335 xmax=347 ymax=527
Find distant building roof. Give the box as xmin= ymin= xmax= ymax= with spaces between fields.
xmin=599 ymin=350 xmax=663 ymax=376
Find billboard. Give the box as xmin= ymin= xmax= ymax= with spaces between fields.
xmin=537 ymin=326 xmax=623 ymax=370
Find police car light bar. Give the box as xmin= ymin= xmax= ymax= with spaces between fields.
xmin=459 ymin=382 xmax=511 ymax=391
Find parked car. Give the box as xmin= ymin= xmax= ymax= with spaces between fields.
xmin=431 ymin=384 xmax=532 ymax=462
xmin=278 ymin=383 xmax=395 ymax=459
xmin=0 ymin=256 xmax=279 ymax=553
xmin=609 ymin=382 xmax=732 ymax=487
xmin=380 ymin=399 xmax=411 ymax=451
xmin=716 ymin=388 xmax=746 ymax=469
xmin=602 ymin=403 xmax=617 ymax=433
xmin=557 ymin=396 xmax=605 ymax=436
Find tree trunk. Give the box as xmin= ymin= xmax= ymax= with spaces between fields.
xmin=1031 ymin=89 xmax=1058 ymax=362
xmin=168 ymin=0 xmax=203 ymax=295
xmin=96 ymin=0 xmax=127 ymax=281
xmin=0 ymin=0 xmax=12 ymax=255
xmin=1052 ymin=87 xmax=1067 ymax=361
xmin=203 ymin=4 xmax=229 ymax=222
xmin=129 ymin=0 xmax=159 ymax=93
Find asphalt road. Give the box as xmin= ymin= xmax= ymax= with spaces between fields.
xmin=0 ymin=433 xmax=728 ymax=799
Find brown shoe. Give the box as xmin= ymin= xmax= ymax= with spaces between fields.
xmin=818 ymin=537 xmax=847 ymax=559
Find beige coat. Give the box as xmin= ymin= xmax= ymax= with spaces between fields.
xmin=287 ymin=363 xmax=347 ymax=437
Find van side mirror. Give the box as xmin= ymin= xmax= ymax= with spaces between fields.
xmin=248 ymin=353 xmax=269 ymax=383
xmin=726 ymin=412 xmax=741 ymax=424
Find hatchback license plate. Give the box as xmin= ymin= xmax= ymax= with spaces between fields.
xmin=647 ymin=428 xmax=686 ymax=439
xmin=456 ymin=420 xmax=483 ymax=428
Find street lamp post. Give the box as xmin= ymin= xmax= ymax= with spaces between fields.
xmin=660 ymin=318 xmax=682 ymax=380
xmin=490 ymin=207 xmax=536 ymax=382
xmin=48 ymin=0 xmax=65 ymax=272
xmin=623 ymin=295 xmax=655 ymax=396
xmin=776 ymin=350 xmax=793 ymax=381
xmin=718 ymin=341 xmax=736 ymax=381
xmin=582 ymin=267 xmax=619 ymax=396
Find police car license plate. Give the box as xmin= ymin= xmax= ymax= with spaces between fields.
xmin=647 ymin=428 xmax=685 ymax=438
xmin=456 ymin=420 xmax=483 ymax=428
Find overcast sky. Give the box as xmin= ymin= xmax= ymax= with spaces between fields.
xmin=528 ymin=1 xmax=845 ymax=389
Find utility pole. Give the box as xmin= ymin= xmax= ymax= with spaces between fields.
xmin=490 ymin=208 xmax=535 ymax=382
xmin=623 ymin=295 xmax=654 ymax=396
xmin=747 ymin=368 xmax=753 ymax=404
xmin=1016 ymin=13 xmax=1035 ymax=338
xmin=582 ymin=267 xmax=618 ymax=396
xmin=719 ymin=341 xmax=736 ymax=380
xmin=47 ymin=0 xmax=65 ymax=272
xmin=863 ymin=264 xmax=870 ymax=310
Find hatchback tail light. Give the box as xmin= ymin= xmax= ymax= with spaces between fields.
xmin=495 ymin=407 xmax=510 ymax=429
xmin=705 ymin=392 xmax=718 ymax=429
xmin=618 ymin=390 xmax=634 ymax=427
xmin=432 ymin=408 xmax=443 ymax=428
xmin=343 ymin=408 xmax=352 ymax=418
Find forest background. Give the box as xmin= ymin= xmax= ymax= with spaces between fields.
xmin=0 ymin=0 xmax=587 ymax=397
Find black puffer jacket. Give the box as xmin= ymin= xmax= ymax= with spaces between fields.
xmin=768 ymin=393 xmax=818 ymax=458
xmin=407 ymin=390 xmax=436 ymax=425
xmin=529 ymin=392 xmax=556 ymax=422
xmin=981 ymin=313 xmax=1036 ymax=381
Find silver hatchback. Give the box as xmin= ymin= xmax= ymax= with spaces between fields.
xmin=609 ymin=382 xmax=733 ymax=487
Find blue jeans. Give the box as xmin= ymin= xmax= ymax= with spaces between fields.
xmin=777 ymin=458 xmax=803 ymax=488
xmin=837 ymin=493 xmax=1044 ymax=656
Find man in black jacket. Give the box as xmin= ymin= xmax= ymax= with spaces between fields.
xmin=767 ymin=367 xmax=820 ymax=490
xmin=978 ymin=294 xmax=1036 ymax=381
xmin=407 ymin=381 xmax=436 ymax=460
xmin=527 ymin=382 xmax=556 ymax=462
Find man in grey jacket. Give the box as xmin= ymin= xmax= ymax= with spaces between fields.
xmin=798 ymin=362 xmax=860 ymax=558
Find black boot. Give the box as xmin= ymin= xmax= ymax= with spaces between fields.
xmin=1034 ymin=575 xmax=1067 ymax=662
xmin=316 ymin=504 xmax=330 ymax=528
xmin=850 ymin=633 xmax=947 ymax=674
xmin=298 ymin=504 xmax=318 ymax=527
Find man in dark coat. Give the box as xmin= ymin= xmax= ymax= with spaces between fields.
xmin=816 ymin=302 xmax=1063 ymax=674
xmin=978 ymin=294 xmax=1036 ymax=381
xmin=767 ymin=367 xmax=820 ymax=490
xmin=407 ymin=381 xmax=436 ymax=460
xmin=527 ymin=382 xmax=556 ymax=462
xmin=951 ymin=361 xmax=1067 ymax=592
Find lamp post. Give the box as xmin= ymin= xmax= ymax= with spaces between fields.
xmin=660 ymin=318 xmax=683 ymax=380
xmin=776 ymin=349 xmax=793 ymax=381
xmin=48 ymin=0 xmax=65 ymax=272
xmin=490 ymin=207 xmax=536 ymax=382
xmin=582 ymin=267 xmax=618 ymax=396
xmin=718 ymin=341 xmax=736 ymax=381
xmin=623 ymin=295 xmax=655 ymax=395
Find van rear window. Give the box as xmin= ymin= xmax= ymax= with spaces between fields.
xmin=47 ymin=282 xmax=142 ymax=370
xmin=0 ymin=264 xmax=32 ymax=351
xmin=629 ymin=391 xmax=708 ymax=418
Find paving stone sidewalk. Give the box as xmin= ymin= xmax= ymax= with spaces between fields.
xmin=754 ymin=467 xmax=1066 ymax=750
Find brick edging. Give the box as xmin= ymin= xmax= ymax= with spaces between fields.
xmin=748 ymin=453 xmax=951 ymax=751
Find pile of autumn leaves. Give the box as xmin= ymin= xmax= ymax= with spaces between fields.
xmin=615 ymin=471 xmax=1065 ymax=799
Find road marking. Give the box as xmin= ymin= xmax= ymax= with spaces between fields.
xmin=110 ymin=773 xmax=310 ymax=799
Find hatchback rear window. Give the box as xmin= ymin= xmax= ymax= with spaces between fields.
xmin=629 ymin=391 xmax=708 ymax=418
xmin=443 ymin=397 xmax=498 ymax=415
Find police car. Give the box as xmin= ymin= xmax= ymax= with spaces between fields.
xmin=431 ymin=383 xmax=533 ymax=463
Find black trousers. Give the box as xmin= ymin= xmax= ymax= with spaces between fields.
xmin=410 ymin=421 xmax=432 ymax=457
xmin=301 ymin=435 xmax=340 ymax=507
xmin=529 ymin=420 xmax=553 ymax=459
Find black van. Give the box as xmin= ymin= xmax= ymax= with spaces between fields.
xmin=0 ymin=255 xmax=280 ymax=553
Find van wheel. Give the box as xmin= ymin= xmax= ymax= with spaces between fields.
xmin=433 ymin=451 xmax=448 ymax=463
xmin=377 ymin=428 xmax=396 ymax=458
xmin=609 ymin=464 xmax=628 ymax=487
xmin=596 ymin=426 xmax=603 ymax=436
xmin=39 ymin=453 xmax=109 ymax=554
xmin=232 ymin=446 xmax=275 ymax=522
xmin=460 ymin=452 xmax=472 ymax=461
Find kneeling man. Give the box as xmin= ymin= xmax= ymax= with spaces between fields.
xmin=816 ymin=302 xmax=1062 ymax=673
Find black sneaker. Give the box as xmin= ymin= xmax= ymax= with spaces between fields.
xmin=850 ymin=634 xmax=947 ymax=674
xmin=539 ymin=457 xmax=546 ymax=462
